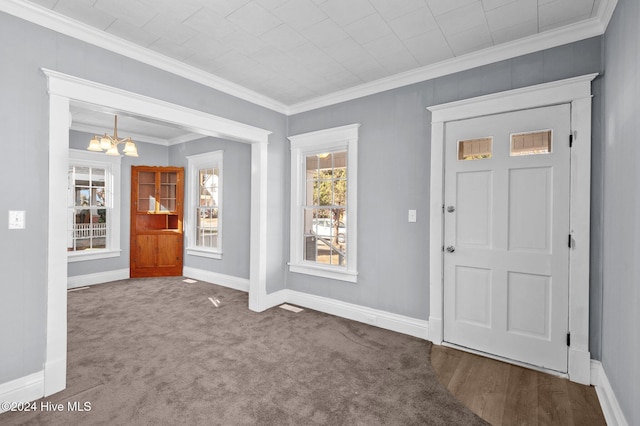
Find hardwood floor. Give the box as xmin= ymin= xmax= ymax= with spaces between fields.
xmin=431 ymin=345 xmax=607 ymax=425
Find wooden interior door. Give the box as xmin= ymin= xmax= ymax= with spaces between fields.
xmin=443 ymin=104 xmax=571 ymax=372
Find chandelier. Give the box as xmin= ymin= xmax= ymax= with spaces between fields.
xmin=87 ymin=115 xmax=138 ymax=157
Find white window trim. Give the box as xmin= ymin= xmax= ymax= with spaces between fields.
xmin=186 ymin=151 xmax=223 ymax=259
xmin=288 ymin=123 xmax=359 ymax=283
xmin=67 ymin=149 xmax=121 ymax=262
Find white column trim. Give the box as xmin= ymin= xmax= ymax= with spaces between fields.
xmin=45 ymin=93 xmax=69 ymax=396
xmin=249 ymin=142 xmax=269 ymax=312
xmin=43 ymin=69 xmax=271 ymax=397
xmin=427 ymin=74 xmax=597 ymax=383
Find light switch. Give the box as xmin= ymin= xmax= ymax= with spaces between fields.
xmin=408 ymin=209 xmax=417 ymax=223
xmin=9 ymin=210 xmax=25 ymax=229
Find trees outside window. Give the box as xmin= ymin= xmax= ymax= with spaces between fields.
xmin=289 ymin=124 xmax=359 ymax=283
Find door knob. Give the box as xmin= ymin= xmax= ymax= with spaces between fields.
xmin=446 ymin=246 xmax=455 ymax=253
xmin=447 ymin=206 xmax=455 ymax=213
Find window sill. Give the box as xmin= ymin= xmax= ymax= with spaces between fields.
xmin=289 ymin=263 xmax=358 ymax=283
xmin=68 ymin=249 xmax=121 ymax=263
xmin=186 ymin=248 xmax=222 ymax=260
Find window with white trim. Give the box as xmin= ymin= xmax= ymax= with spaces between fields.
xmin=67 ymin=149 xmax=121 ymax=262
xmin=186 ymin=151 xmax=223 ymax=259
xmin=289 ymin=124 xmax=359 ymax=282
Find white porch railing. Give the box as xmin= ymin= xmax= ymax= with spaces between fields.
xmin=74 ymin=222 xmax=107 ymax=238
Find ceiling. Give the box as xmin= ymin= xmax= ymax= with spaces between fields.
xmin=69 ymin=103 xmax=204 ymax=144
xmin=9 ymin=0 xmax=616 ymax=117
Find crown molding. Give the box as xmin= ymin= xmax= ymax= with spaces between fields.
xmin=0 ymin=0 xmax=288 ymax=114
xmin=287 ymin=8 xmax=615 ymax=115
xmin=3 ymin=0 xmax=617 ymax=116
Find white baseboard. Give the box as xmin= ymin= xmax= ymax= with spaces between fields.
xmin=67 ymin=268 xmax=129 ymax=289
xmin=183 ymin=267 xmax=250 ymax=293
xmin=591 ymin=360 xmax=629 ymax=426
xmin=0 ymin=371 xmax=44 ymax=413
xmin=281 ymin=290 xmax=429 ymax=340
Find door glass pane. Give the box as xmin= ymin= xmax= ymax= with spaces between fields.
xmin=458 ymin=137 xmax=493 ymax=160
xmin=160 ymin=172 xmax=177 ymax=212
xmin=510 ymin=130 xmax=552 ymax=156
xmin=138 ymin=171 xmax=155 ymax=212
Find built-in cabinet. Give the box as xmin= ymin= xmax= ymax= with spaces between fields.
xmin=130 ymin=166 xmax=184 ymax=277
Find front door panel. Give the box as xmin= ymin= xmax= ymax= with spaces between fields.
xmin=443 ymin=104 xmax=571 ymax=372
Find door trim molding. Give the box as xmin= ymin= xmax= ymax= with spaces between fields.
xmin=427 ymin=73 xmax=598 ymax=384
xmin=43 ymin=69 xmax=271 ymax=397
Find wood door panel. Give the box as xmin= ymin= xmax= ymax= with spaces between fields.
xmin=157 ymin=234 xmax=182 ymax=268
xmin=135 ymin=235 xmax=157 ymax=268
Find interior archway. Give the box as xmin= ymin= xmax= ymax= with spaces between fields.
xmin=44 ymin=69 xmax=271 ymax=396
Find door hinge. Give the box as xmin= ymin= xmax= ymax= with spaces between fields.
xmin=567 ymin=332 xmax=571 ymax=346
xmin=569 ymin=133 xmax=573 ymax=147
xmin=568 ymin=234 xmax=572 ymax=248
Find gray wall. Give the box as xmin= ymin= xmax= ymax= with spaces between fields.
xmin=287 ymin=37 xmax=604 ymax=324
xmin=68 ymin=131 xmax=253 ymax=281
xmin=0 ymin=11 xmax=287 ymax=385
xmin=67 ymin=130 xmax=169 ymax=277
xmin=601 ymin=0 xmax=640 ymax=423
xmin=170 ymin=138 xmax=252 ymax=279
xmin=1 ymin=7 xmax=628 ymax=418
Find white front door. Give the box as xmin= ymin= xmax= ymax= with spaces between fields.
xmin=443 ymin=104 xmax=571 ymax=372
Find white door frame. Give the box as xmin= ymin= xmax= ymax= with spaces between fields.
xmin=43 ymin=69 xmax=272 ymax=396
xmin=427 ymin=73 xmax=597 ymax=384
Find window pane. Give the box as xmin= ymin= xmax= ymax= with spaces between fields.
xmin=69 ymin=207 xmax=107 ymax=251
xmin=458 ymin=137 xmax=493 ymax=160
xmin=92 ymin=187 xmax=106 ymax=206
xmin=91 ymin=168 xmax=105 ymax=185
xmin=68 ymin=164 xmax=111 ymax=253
xmin=195 ymin=165 xmax=220 ymax=250
xmin=306 ymin=155 xmax=318 ymax=174
xmin=333 ymin=176 xmax=346 ymax=206
xmin=75 ymin=188 xmax=90 ymax=206
xmin=302 ymin=149 xmax=348 ymax=268
xmin=510 ymin=130 xmax=552 ymax=156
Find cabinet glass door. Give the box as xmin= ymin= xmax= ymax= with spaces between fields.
xmin=138 ymin=171 xmax=156 ymax=212
xmin=160 ymin=172 xmax=177 ymax=212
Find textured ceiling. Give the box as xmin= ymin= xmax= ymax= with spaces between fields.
xmin=26 ymin=0 xmax=606 ymax=108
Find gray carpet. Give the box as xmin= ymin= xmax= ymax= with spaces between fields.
xmin=1 ymin=277 xmax=487 ymax=425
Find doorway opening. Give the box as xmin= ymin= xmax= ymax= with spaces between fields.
xmin=44 ymin=69 xmax=271 ymax=396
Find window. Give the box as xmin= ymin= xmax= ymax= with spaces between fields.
xmin=67 ymin=149 xmax=121 ymax=262
xmin=186 ymin=151 xmax=223 ymax=259
xmin=458 ymin=137 xmax=493 ymax=160
xmin=289 ymin=124 xmax=359 ymax=282
xmin=510 ymin=130 xmax=552 ymax=156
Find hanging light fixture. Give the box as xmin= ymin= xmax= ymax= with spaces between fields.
xmin=87 ymin=115 xmax=138 ymax=157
